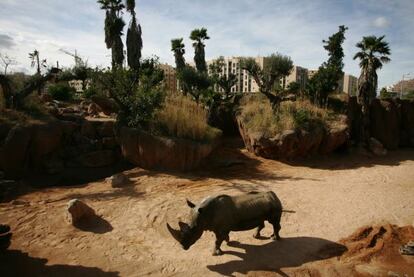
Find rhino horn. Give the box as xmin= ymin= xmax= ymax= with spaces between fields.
xmin=166 ymin=223 xmax=181 ymax=242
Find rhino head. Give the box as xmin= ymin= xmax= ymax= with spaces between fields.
xmin=166 ymin=199 xmax=205 ymax=250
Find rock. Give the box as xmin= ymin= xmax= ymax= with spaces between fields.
xmin=91 ymin=95 xmax=119 ymax=115
xmin=0 ymin=123 xmax=12 ymax=141
xmin=0 ymin=125 xmax=32 ymax=178
xmin=97 ymin=121 xmax=115 ymax=137
xmin=118 ymin=127 xmax=219 ymax=171
xmin=87 ymin=103 xmax=101 ymax=116
xmin=102 ymin=137 xmax=118 ymax=149
xmin=369 ymin=137 xmax=387 ymax=156
xmin=399 ymin=100 xmax=414 ymax=147
xmin=81 ymin=120 xmax=96 ymax=139
xmin=319 ymin=122 xmax=349 ymax=154
xmin=29 ymin=122 xmax=63 ymax=169
xmin=39 ymin=93 xmax=53 ymax=103
xmin=56 ymin=113 xmax=84 ymax=123
xmin=60 ymin=120 xmax=79 ymax=136
xmin=107 ymin=173 xmax=130 ymax=188
xmin=66 ymin=199 xmax=96 ymax=225
xmin=43 ymin=158 xmax=65 ymax=174
xmin=77 ymin=150 xmax=116 ymax=168
xmin=370 ymin=99 xmax=400 ymax=150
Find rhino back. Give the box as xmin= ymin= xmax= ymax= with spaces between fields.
xmin=207 ymin=191 xmax=281 ymax=232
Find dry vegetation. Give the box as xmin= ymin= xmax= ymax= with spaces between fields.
xmin=239 ymin=94 xmax=336 ymax=137
xmin=153 ymin=92 xmax=221 ymax=142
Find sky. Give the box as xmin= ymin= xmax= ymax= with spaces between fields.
xmin=0 ymin=0 xmax=413 ymax=88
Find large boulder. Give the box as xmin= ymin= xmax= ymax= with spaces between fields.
xmin=118 ymin=127 xmax=219 ymax=171
xmin=66 ymin=199 xmax=96 ymax=226
xmin=370 ymin=99 xmax=400 ymax=150
xmin=399 ymin=100 xmax=414 ymax=147
xmin=91 ymin=95 xmax=119 ymax=116
xmin=29 ymin=121 xmax=63 ymax=168
xmin=319 ymin=121 xmax=349 ymax=154
xmin=0 ymin=125 xmax=32 ymax=178
xmin=238 ymin=116 xmax=349 ymax=160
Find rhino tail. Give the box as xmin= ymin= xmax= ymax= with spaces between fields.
xmin=282 ymin=209 xmax=296 ymax=213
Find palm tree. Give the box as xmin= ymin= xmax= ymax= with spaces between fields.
xmin=171 ymin=38 xmax=186 ymax=71
xmin=190 ymin=28 xmax=209 ymax=73
xmin=29 ymin=50 xmax=41 ymax=74
xmin=353 ymin=35 xmax=391 ymax=144
xmin=125 ymin=0 xmax=142 ymax=72
xmin=98 ymin=0 xmax=125 ymax=69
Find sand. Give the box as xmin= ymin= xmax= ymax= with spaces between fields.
xmin=1 ymin=139 xmax=414 ymax=276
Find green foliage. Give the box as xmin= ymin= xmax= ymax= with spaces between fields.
xmin=177 ymin=66 xmax=210 ymax=102
xmin=190 ymin=28 xmax=209 ymax=73
xmin=171 ymin=38 xmax=186 ymax=71
xmin=287 ymin=81 xmax=300 ymax=94
xmin=94 ymin=58 xmax=165 ymax=128
xmin=354 ymin=35 xmax=391 ymax=102
xmin=239 ymin=95 xmax=331 ymax=137
xmin=47 ymin=83 xmax=75 ymax=101
xmin=126 ymin=16 xmax=142 ymax=71
xmin=402 ymin=90 xmax=414 ymax=101
xmin=379 ymin=87 xmax=393 ymax=99
xmin=98 ymin=0 xmax=126 ymax=68
xmin=208 ymin=57 xmax=237 ymax=98
xmin=307 ymin=26 xmax=348 ymax=107
xmin=241 ymin=53 xmax=293 ymax=109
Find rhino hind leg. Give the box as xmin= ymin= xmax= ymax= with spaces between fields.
xmin=253 ymin=222 xmax=265 ymax=239
xmin=269 ymin=213 xmax=282 ymax=240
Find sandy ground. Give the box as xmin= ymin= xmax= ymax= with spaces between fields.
xmin=1 ymin=139 xmax=414 ymax=276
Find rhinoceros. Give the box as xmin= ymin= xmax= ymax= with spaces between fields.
xmin=166 ymin=191 xmax=285 ymax=256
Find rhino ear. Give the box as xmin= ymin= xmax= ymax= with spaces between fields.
xmin=197 ymin=207 xmax=203 ymax=214
xmin=178 ymin=221 xmax=190 ymax=231
xmin=186 ymin=199 xmax=196 ymax=208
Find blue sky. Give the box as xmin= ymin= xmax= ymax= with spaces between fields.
xmin=0 ymin=0 xmax=413 ymax=88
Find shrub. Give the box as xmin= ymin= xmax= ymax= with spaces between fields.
xmin=95 ymin=58 xmax=165 ymax=129
xmin=47 ymin=83 xmax=75 ymax=101
xmin=239 ymin=94 xmax=332 ymax=138
xmin=153 ymin=93 xmax=221 ymax=142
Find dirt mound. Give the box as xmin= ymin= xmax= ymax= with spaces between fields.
xmin=334 ymin=223 xmax=414 ymax=276
xmin=340 ymin=224 xmax=414 ymax=264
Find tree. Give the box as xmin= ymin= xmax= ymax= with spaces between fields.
xmin=190 ymin=28 xmax=209 ymax=73
xmin=125 ymin=0 xmax=142 ymax=71
xmin=353 ymin=35 xmax=391 ymax=144
xmin=171 ymin=38 xmax=186 ymax=71
xmin=98 ymin=0 xmax=125 ymax=69
xmin=0 ymin=53 xmax=17 ymax=75
xmin=307 ymin=25 xmax=347 ymax=107
xmin=29 ymin=50 xmax=47 ymax=75
xmin=209 ymin=57 xmax=237 ymax=98
xmin=241 ymin=54 xmax=293 ymax=110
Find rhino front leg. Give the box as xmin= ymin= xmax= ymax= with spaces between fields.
xmin=213 ymin=232 xmax=226 ymax=256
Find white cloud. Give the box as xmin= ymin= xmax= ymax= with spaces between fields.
xmin=373 ymin=17 xmax=390 ymax=28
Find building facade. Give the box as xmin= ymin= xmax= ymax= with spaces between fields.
xmin=159 ymin=63 xmax=177 ymax=93
xmin=282 ymin=65 xmax=308 ymax=91
xmin=342 ymin=74 xmax=358 ymax=95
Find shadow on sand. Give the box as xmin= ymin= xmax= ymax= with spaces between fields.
xmin=73 ymin=215 xmax=113 ymax=234
xmin=0 ymin=249 xmax=119 ymax=277
xmin=207 ymin=236 xmax=347 ymax=277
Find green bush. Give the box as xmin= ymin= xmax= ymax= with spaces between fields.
xmin=47 ymin=83 xmax=75 ymax=101
xmin=95 ymin=58 xmax=165 ymax=129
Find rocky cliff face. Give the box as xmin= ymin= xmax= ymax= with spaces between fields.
xmin=118 ymin=127 xmax=219 ymax=171
xmin=237 ymin=116 xmax=349 ymax=160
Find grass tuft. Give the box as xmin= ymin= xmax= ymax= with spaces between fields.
xmin=152 ymin=92 xmax=221 ymax=142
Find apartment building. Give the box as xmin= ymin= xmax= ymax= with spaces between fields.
xmin=281 ymin=65 xmax=308 ymax=91
xmin=159 ymin=63 xmax=177 ymax=93
xmin=343 ymin=74 xmax=358 ymax=95
xmin=207 ymin=56 xmax=264 ymax=93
